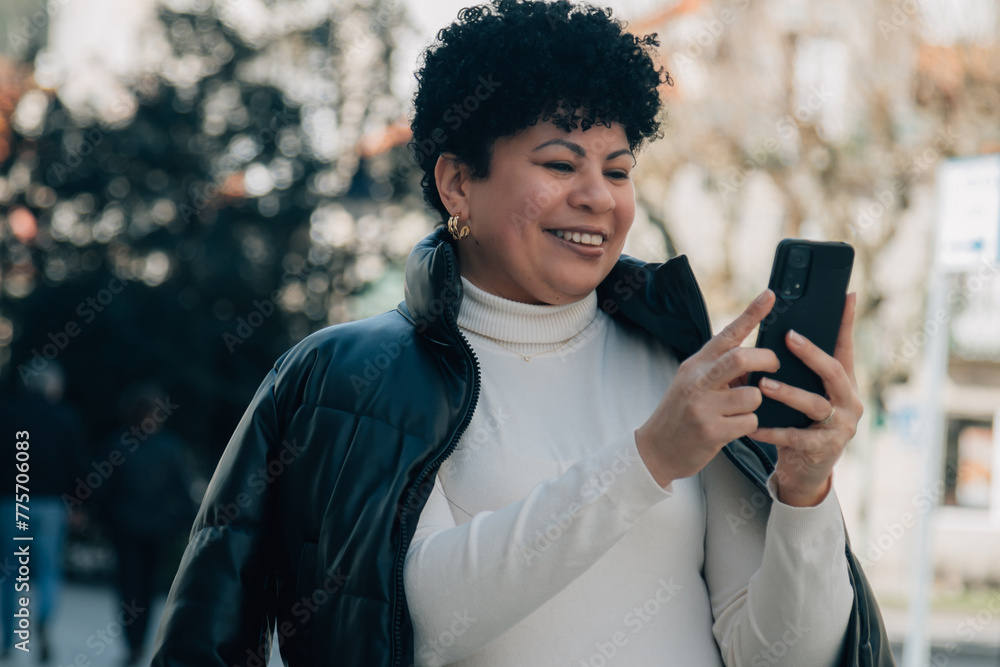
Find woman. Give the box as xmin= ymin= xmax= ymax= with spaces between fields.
xmin=152 ymin=1 xmax=893 ymax=665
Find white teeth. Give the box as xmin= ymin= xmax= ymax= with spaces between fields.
xmin=550 ymin=230 xmax=603 ymax=246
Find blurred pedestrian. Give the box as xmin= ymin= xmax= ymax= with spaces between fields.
xmin=96 ymin=384 xmax=195 ymax=666
xmin=0 ymin=362 xmax=85 ymax=662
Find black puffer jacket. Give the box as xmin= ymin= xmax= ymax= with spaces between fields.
xmin=152 ymin=228 xmax=895 ymax=666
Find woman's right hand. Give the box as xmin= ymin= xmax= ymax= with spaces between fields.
xmin=635 ymin=289 xmax=779 ymax=488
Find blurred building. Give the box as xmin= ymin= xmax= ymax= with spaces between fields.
xmin=876 ymin=271 xmax=1000 ymax=592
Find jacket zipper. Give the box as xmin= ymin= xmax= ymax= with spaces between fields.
xmin=390 ymin=247 xmax=481 ymax=667
xmin=725 ymin=436 xmax=775 ymax=496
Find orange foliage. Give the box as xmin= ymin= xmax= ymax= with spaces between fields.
xmin=917 ymin=43 xmax=1000 ymax=96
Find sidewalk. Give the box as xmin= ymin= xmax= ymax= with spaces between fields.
xmin=3 ymin=581 xmax=997 ymax=665
xmin=0 ymin=582 xmax=281 ymax=667
xmin=882 ymin=601 xmax=1000 ymax=663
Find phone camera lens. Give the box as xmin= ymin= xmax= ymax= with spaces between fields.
xmin=788 ymin=248 xmax=810 ymax=268
xmin=780 ymin=246 xmax=811 ymax=299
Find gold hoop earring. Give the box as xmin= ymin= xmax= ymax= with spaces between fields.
xmin=448 ymin=214 xmax=470 ymax=240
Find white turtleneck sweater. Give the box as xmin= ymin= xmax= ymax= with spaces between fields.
xmin=403 ymin=278 xmax=853 ymax=666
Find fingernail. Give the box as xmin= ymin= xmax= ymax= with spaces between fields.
xmin=755 ymin=289 xmax=772 ymax=305
xmin=760 ymin=377 xmax=778 ymax=390
xmin=788 ymin=330 xmax=803 ymax=345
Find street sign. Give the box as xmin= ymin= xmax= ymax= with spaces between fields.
xmin=936 ymin=155 xmax=1000 ymax=271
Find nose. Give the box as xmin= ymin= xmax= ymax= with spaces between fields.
xmin=567 ymin=165 xmax=615 ymax=214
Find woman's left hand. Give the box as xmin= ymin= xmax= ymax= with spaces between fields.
xmin=748 ymin=293 xmax=864 ymax=507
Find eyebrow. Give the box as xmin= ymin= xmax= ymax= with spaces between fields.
xmin=532 ymin=138 xmax=633 ymax=162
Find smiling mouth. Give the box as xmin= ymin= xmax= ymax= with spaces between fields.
xmin=546 ymin=229 xmax=605 ymax=247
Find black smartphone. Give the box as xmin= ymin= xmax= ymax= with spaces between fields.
xmin=748 ymin=239 xmax=854 ymax=429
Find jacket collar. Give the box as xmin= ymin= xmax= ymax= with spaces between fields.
xmin=396 ymin=228 xmax=467 ymax=347
xmin=397 ymin=227 xmax=712 ymax=360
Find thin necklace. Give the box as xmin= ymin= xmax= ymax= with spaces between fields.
xmin=476 ymin=334 xmax=577 ymax=362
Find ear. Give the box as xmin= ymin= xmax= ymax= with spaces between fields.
xmin=434 ymin=153 xmax=471 ymax=218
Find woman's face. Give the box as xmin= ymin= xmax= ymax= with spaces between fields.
xmin=438 ymin=120 xmax=636 ymax=305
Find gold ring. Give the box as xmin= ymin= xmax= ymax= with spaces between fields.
xmin=818 ymin=406 xmax=836 ymax=426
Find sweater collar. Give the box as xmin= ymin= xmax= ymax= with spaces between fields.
xmin=455 ymin=277 xmax=597 ymax=345
xmin=397 ymin=227 xmax=711 ymax=360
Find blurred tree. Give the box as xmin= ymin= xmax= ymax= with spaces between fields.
xmin=0 ymin=0 xmax=432 ymax=467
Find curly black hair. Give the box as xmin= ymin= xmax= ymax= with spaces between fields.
xmin=409 ymin=0 xmax=670 ymax=222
